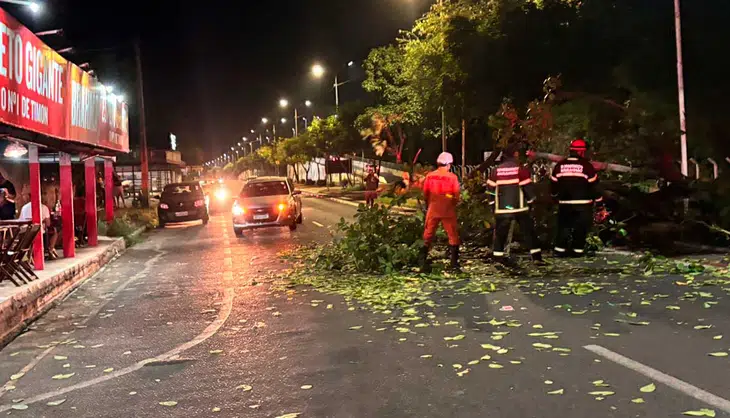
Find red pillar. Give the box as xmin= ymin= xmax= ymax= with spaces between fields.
xmin=29 ymin=146 xmax=44 ymax=270
xmin=86 ymin=158 xmax=99 ymax=246
xmin=104 ymin=160 xmax=114 ymax=224
xmin=59 ymin=152 xmax=75 ymax=258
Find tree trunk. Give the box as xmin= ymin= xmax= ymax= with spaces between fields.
xmin=461 ymin=119 xmax=466 ymax=179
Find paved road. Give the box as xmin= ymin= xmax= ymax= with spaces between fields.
xmin=0 ymin=196 xmax=729 ymax=417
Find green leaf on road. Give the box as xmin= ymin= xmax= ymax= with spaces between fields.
xmin=603 ymin=333 xmax=621 ymax=337
xmin=53 ymin=355 xmax=68 ymax=361
xmin=47 ymin=399 xmax=66 ymax=406
xmin=300 ymin=385 xmax=313 ymax=390
xmin=640 ymin=383 xmax=656 ymax=393
xmin=631 ymin=398 xmax=645 ymax=404
xmin=544 ymin=380 xmax=553 ymax=385
xmin=467 ymin=360 xmax=480 ymax=365
xmin=103 ymin=368 xmax=114 ymax=373
xmin=708 ymin=352 xmax=728 ymax=357
xmin=488 ymin=363 xmax=503 ymax=369
xmin=51 ymin=373 xmax=75 ymax=380
xmin=592 ymin=380 xmax=610 ymax=387
xmin=10 ymin=373 xmax=24 ymax=380
xmin=682 ymin=409 xmax=716 ymax=417
xmin=589 ymin=391 xmax=615 ymax=396
xmin=10 ymin=404 xmax=28 ymax=410
xmin=452 ymin=364 xmax=463 ymax=369
xmin=237 ymin=384 xmax=253 ymax=392
xmin=547 ymin=389 xmax=564 ymax=395
xmin=275 ymin=414 xmax=301 ymax=418
xmin=212 ymin=407 xmax=221 ymax=412
xmin=532 ymin=343 xmax=552 ymax=349
xmin=444 ymin=334 xmax=465 ymax=341
xmin=481 ymin=344 xmax=501 ymax=351
xmin=348 ymin=326 xmax=362 ymax=330
xmin=420 ymin=354 xmax=432 ymax=359
xmin=666 ymin=306 xmax=681 ymax=310
xmin=694 ymin=325 xmax=712 ymax=330
xmin=209 ymin=350 xmax=224 ymax=354
xmin=159 ymin=401 xmax=178 ymax=407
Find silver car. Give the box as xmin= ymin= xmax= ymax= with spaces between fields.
xmin=232 ymin=177 xmax=303 ymax=237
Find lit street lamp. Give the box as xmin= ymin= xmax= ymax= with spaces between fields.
xmin=312 ymin=61 xmax=354 ymax=110
xmin=280 ymin=98 xmax=313 ymax=137
xmin=0 ymin=0 xmax=42 ymax=13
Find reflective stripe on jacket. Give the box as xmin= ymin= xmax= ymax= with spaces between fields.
xmin=487 ymin=160 xmax=535 ymax=214
xmin=550 ymin=157 xmax=602 ymax=205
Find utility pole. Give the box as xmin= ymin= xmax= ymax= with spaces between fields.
xmin=135 ymin=38 xmax=150 ymax=207
xmin=334 ymin=75 xmax=340 ymax=112
xmin=673 ymin=0 xmax=688 ymax=177
xmin=461 ymin=119 xmax=466 ymax=180
xmin=294 ymin=108 xmax=299 ymax=137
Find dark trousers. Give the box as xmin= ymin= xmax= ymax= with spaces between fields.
xmin=555 ymin=204 xmax=593 ymax=253
xmin=493 ymin=211 xmax=539 ymax=257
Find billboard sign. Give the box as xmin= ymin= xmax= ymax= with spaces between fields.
xmin=0 ymin=8 xmax=129 ymax=152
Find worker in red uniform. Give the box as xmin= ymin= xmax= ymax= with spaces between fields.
xmin=487 ymin=142 xmax=544 ymax=266
xmin=551 ymin=138 xmax=602 ymax=257
xmin=421 ymin=152 xmax=461 ymax=272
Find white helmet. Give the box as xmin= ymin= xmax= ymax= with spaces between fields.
xmin=437 ymin=152 xmax=454 ymax=166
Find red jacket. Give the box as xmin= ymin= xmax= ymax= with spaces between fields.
xmin=423 ymin=168 xmax=460 ymax=218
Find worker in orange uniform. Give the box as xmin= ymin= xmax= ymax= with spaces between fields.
xmin=420 ymin=152 xmax=461 ymax=272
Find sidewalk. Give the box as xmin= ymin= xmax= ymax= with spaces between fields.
xmin=298 ymin=185 xmax=419 ymax=213
xmin=0 ymin=236 xmax=125 ymax=348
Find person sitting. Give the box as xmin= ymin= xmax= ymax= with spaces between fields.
xmin=19 ymin=193 xmax=59 ymax=259
xmin=0 ymin=188 xmax=15 ymax=220
xmin=0 ymin=173 xmax=16 ymax=200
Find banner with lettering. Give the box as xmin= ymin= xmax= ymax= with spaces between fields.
xmin=0 ymin=8 xmax=129 ymax=153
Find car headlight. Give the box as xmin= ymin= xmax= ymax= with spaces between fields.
xmin=160 ymin=203 xmax=169 ymax=209
xmin=232 ymin=203 xmax=245 ymax=216
xmin=215 ymin=188 xmax=228 ymax=201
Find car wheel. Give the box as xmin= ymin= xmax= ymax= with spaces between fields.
xmin=158 ymin=221 xmax=166 ymax=229
xmin=234 ymin=228 xmax=244 ymax=237
xmin=288 ymin=222 xmax=297 ymax=231
xmin=203 ymin=217 xmax=209 ymax=225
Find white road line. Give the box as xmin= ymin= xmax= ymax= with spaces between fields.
xmin=0 ymin=288 xmax=236 ymax=412
xmin=0 ymin=243 xmax=167 ymax=399
xmin=584 ymin=344 xmax=730 ymax=414
xmin=312 ymin=221 xmax=324 ymax=228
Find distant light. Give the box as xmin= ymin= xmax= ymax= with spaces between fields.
xmin=311 ymin=63 xmax=325 ymax=78
xmin=261 ymin=117 xmax=268 ymax=124
xmin=4 ymin=141 xmax=27 ymax=158
xmin=105 ymin=85 xmax=113 ymax=93
xmin=250 ymin=129 xmax=255 ymax=134
xmin=243 ymin=137 xmax=248 ymax=142
xmin=347 ymin=61 xmax=354 ymax=67
xmin=279 ymin=98 xmax=289 ymax=108
xmin=305 ymin=100 xmax=312 ymax=107
xmin=280 ymin=118 xmax=287 ymax=124
xmin=28 ymin=2 xmax=40 ymax=14
xmin=169 ymin=133 xmax=177 ymax=150
xmin=115 ymin=93 xmax=124 ymax=102
xmin=231 ymin=147 xmax=235 ymax=150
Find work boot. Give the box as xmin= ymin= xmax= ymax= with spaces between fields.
xmin=494 ymin=255 xmax=519 ymax=270
xmin=448 ymin=245 xmax=461 ymax=273
xmin=531 ymin=251 xmax=547 ymax=266
xmin=419 ymin=245 xmax=432 ymax=273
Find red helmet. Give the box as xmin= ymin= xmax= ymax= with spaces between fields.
xmin=570 ymin=138 xmax=588 ymax=151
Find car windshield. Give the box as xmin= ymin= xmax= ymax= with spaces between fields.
xmin=241 ymin=181 xmax=289 ymax=197
xmin=163 ymin=184 xmax=201 ymax=195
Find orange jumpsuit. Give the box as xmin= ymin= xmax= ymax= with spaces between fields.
xmin=422 ymin=167 xmax=460 ymax=246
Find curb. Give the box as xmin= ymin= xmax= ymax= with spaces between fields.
xmin=0 ymin=238 xmax=126 ymax=349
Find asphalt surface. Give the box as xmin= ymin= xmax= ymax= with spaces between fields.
xmin=0 ymin=195 xmax=729 ymax=417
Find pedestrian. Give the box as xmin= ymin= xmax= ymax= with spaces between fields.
xmin=420 ymin=152 xmax=461 ymax=272
xmin=113 ymin=172 xmax=125 ymax=208
xmin=363 ymin=165 xmax=379 ymax=207
xmin=487 ymin=142 xmax=544 ymax=267
xmin=0 ymin=172 xmax=16 ymax=200
xmin=550 ymin=138 xmax=602 ymax=257
xmin=19 ymin=191 xmax=59 ymax=259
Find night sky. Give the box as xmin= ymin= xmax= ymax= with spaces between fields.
xmin=7 ymin=0 xmax=434 ymax=164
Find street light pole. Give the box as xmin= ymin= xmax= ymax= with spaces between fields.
xmin=674 ymin=0 xmax=688 ymax=177
xmin=334 ymin=75 xmax=339 ymax=110
xmin=135 ymin=38 xmax=150 ymax=207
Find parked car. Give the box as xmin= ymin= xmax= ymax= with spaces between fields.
xmin=158 ymin=182 xmax=209 ymax=227
xmin=232 ymin=177 xmax=302 ymax=237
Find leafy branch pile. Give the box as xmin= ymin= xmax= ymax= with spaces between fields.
xmin=317 ymin=201 xmax=425 ymax=274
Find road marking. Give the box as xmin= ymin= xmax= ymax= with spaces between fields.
xmin=584 ymin=344 xmax=730 ymax=414
xmin=224 ymin=247 xmax=231 ymax=256
xmin=0 ymin=288 xmax=236 ymax=412
xmin=224 ymin=257 xmax=232 ymax=268
xmin=0 ymin=242 xmax=168 ymax=399
xmin=312 ymin=221 xmax=324 ymax=228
